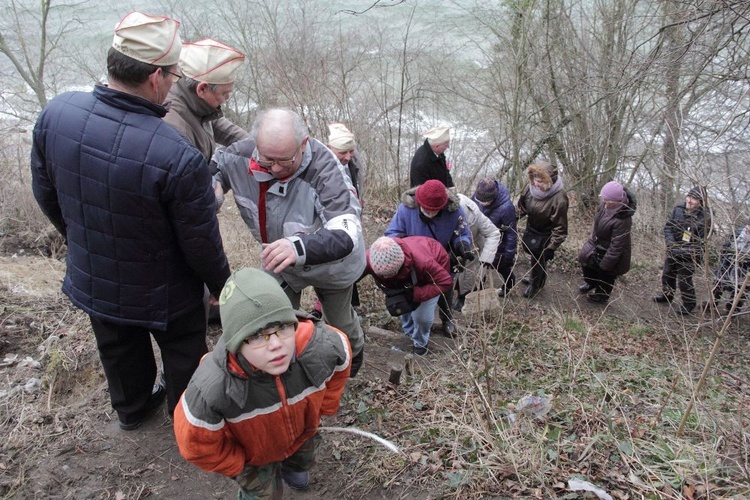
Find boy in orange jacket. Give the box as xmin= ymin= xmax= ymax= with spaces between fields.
xmin=173 ymin=268 xmax=351 ymax=499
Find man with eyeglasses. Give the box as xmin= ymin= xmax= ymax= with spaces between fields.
xmin=211 ymin=108 xmax=367 ymax=376
xmin=163 ymin=38 xmax=249 ymax=167
xmin=31 ymin=13 xmax=231 ymax=431
xmin=174 ymin=268 xmax=351 ymax=498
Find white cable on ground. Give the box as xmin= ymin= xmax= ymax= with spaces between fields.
xmin=318 ymin=426 xmax=400 ymax=453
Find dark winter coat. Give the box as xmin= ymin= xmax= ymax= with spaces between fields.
xmin=472 ymin=180 xmax=517 ymax=262
xmin=517 ymin=162 xmax=569 ymax=251
xmin=663 ymin=202 xmax=712 ymax=264
xmin=409 ymin=139 xmax=454 ymax=188
xmin=364 ymin=236 xmax=452 ymax=303
xmin=578 ymin=190 xmax=637 ymax=276
xmin=31 ymin=84 xmax=231 ymax=329
xmin=384 ymin=187 xmax=472 ymax=256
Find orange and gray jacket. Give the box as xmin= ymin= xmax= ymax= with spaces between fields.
xmin=173 ymin=318 xmax=351 ymax=477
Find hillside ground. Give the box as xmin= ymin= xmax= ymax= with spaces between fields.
xmin=1 ymin=198 xmax=749 ymax=499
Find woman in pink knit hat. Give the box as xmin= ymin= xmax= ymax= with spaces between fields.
xmin=364 ymin=236 xmax=453 ymax=355
xmin=577 ymin=181 xmax=637 ymax=304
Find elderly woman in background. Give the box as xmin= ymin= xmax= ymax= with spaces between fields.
xmin=517 ymin=161 xmax=569 ymax=298
xmin=577 ymin=182 xmax=637 ymax=304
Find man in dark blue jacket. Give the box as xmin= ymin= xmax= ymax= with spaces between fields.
xmin=653 ymin=186 xmax=712 ymax=315
xmin=30 ymin=12 xmax=231 ymax=431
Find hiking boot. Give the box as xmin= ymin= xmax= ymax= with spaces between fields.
xmin=578 ymin=283 xmax=594 ymax=294
xmin=350 ymin=349 xmax=364 ymax=378
xmin=587 ymin=292 xmax=609 ymax=304
xmin=413 ymin=345 xmax=428 ymax=356
xmin=119 ymin=383 xmax=166 ymax=431
xmin=653 ymin=293 xmax=673 ymax=304
xmin=497 ymin=288 xmax=506 ymax=298
xmin=452 ymin=294 xmax=466 ymax=311
xmin=523 ymin=285 xmax=540 ymax=299
xmin=281 ymin=467 xmax=309 ymax=490
xmin=521 ymin=276 xmax=531 ymax=285
xmin=443 ymin=319 xmax=457 ymax=338
xmin=677 ymin=303 xmax=695 ymax=316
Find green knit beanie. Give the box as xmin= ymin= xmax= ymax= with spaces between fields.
xmin=219 ymin=268 xmax=298 ymax=353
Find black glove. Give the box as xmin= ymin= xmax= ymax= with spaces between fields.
xmin=453 ymin=241 xmax=473 ymax=260
xmin=498 ymin=254 xmax=515 ymax=269
xmin=543 ymin=248 xmax=555 ymax=261
xmin=383 ymin=287 xmax=416 ymax=316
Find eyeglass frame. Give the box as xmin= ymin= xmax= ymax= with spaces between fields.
xmin=163 ymin=69 xmax=182 ymax=82
xmin=242 ymin=323 xmax=296 ymax=349
xmin=253 ymin=139 xmax=307 ymax=169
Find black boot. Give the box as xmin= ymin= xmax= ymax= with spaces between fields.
xmin=453 ymin=293 xmax=467 ymax=311
xmin=653 ymin=292 xmax=673 ymax=303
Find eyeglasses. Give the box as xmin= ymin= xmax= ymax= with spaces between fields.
xmin=253 ymin=149 xmax=298 ymax=169
xmin=164 ymin=69 xmax=182 ymax=82
xmin=243 ymin=323 xmax=295 ymax=349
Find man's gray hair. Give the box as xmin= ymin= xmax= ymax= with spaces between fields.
xmin=250 ymin=108 xmax=308 ymax=143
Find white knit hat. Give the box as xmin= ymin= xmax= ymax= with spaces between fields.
xmin=112 ymin=12 xmax=181 ymax=66
xmin=369 ymin=237 xmax=405 ymax=278
xmin=422 ymin=126 xmax=450 ymax=144
xmin=180 ymin=38 xmax=245 ymax=84
xmin=328 ymin=123 xmax=356 ymax=150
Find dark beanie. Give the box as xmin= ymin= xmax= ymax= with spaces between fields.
xmin=415 ymin=180 xmax=448 ymax=211
xmin=687 ymin=186 xmax=705 ymax=205
xmin=474 ymin=179 xmax=498 ymax=203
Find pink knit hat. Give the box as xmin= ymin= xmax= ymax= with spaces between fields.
xmin=600 ymin=181 xmax=626 ymax=202
xmin=415 ymin=180 xmax=448 ymax=211
xmin=369 ymin=237 xmax=404 ymax=278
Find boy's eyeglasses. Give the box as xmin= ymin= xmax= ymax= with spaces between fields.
xmin=243 ymin=323 xmax=295 ymax=349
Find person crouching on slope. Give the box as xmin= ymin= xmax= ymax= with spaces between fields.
xmin=173 ymin=268 xmax=351 ymax=499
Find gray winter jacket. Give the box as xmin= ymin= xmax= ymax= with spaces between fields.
xmin=212 ymin=138 xmax=365 ymax=292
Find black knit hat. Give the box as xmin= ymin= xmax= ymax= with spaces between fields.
xmin=687 ymin=186 xmax=705 ymax=205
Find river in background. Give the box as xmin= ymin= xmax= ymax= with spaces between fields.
xmin=1 ymin=0 xmax=483 ymax=122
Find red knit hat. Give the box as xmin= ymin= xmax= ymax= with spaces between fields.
xmin=369 ymin=237 xmax=404 ymax=278
xmin=415 ymin=180 xmax=448 ymax=211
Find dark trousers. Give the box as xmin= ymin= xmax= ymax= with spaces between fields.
xmin=529 ymin=250 xmax=550 ymax=290
xmin=582 ymin=265 xmax=617 ymax=297
xmin=90 ymin=304 xmax=207 ymax=425
xmin=496 ymin=263 xmax=516 ymax=293
xmin=661 ymin=256 xmax=696 ymax=306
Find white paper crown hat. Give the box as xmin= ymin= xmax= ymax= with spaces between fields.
xmin=112 ymin=12 xmax=182 ymax=66
xmin=422 ymin=126 xmax=450 ymax=144
xmin=180 ymin=38 xmax=246 ymax=84
xmin=328 ymin=123 xmax=356 ymax=150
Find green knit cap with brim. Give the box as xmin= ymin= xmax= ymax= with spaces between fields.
xmin=219 ymin=268 xmax=298 ymax=353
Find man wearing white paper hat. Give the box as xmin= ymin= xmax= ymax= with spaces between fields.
xmin=164 ymin=38 xmax=249 ymax=164
xmin=306 ymin=123 xmax=366 ymax=319
xmin=327 ymin=123 xmax=364 ymax=203
xmin=409 ymin=126 xmax=454 ymax=189
xmin=31 ymin=12 xmax=230 ymax=431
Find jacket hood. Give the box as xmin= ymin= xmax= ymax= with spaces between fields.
xmin=616 ymin=188 xmax=637 ymax=219
xmin=402 ymin=185 xmax=460 ymax=212
xmin=472 ymin=180 xmax=511 ymax=211
xmin=527 ymin=161 xmax=558 ymax=188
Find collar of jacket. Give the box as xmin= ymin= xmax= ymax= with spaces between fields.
xmin=167 ymin=79 xmax=224 ymax=123
xmin=94 ymin=83 xmax=167 ymax=118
